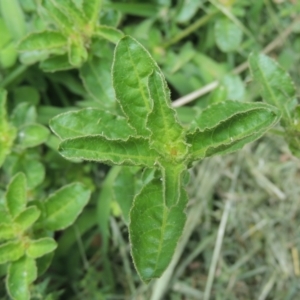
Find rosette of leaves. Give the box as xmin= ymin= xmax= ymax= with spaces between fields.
xmin=0 ymin=173 xmax=91 ymax=300
xmin=248 ymin=53 xmax=300 ymax=157
xmin=18 ymin=0 xmax=123 ymax=72
xmin=50 ymin=36 xmax=280 ymax=282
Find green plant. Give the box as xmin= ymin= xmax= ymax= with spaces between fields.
xmin=50 ymin=36 xmax=280 ymax=282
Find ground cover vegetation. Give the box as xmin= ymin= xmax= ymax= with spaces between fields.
xmin=0 ymin=0 xmax=300 ymax=299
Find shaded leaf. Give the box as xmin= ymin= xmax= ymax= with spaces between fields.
xmin=6 ymin=256 xmax=37 ymax=300
xmin=248 ymin=53 xmax=296 ymax=120
xmin=42 ymin=183 xmax=91 ymax=231
xmin=82 ymin=0 xmax=102 ymax=29
xmin=214 ymin=18 xmax=243 ymax=52
xmin=26 ymin=238 xmax=57 ymax=258
xmin=5 ymin=173 xmax=27 ymax=219
xmin=59 ymin=136 xmax=159 ymax=167
xmin=50 ymin=108 xmax=135 ymax=140
xmin=130 ymin=179 xmax=187 ymax=282
xmin=40 ymin=54 xmax=73 ymax=72
xmin=18 ymin=123 xmax=50 ymax=148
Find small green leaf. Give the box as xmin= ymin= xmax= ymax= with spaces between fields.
xmin=14 ymin=206 xmax=41 ymax=232
xmin=82 ymin=0 xmax=102 ymax=29
xmin=5 ymin=173 xmax=27 ymax=219
xmin=26 ymin=238 xmax=57 ymax=258
xmin=214 ymin=18 xmax=243 ymax=52
xmin=18 ymin=123 xmax=50 ymax=148
xmin=0 ymin=241 xmax=24 ymax=264
xmin=68 ymin=37 xmax=88 ymax=67
xmin=80 ymin=56 xmax=115 ymax=109
xmin=95 ymin=25 xmax=124 ymax=44
xmin=113 ymin=36 xmax=157 ymax=136
xmin=50 ymin=108 xmax=136 ymax=140
xmin=42 ymin=183 xmax=91 ymax=231
xmin=130 ymin=179 xmax=187 ymax=282
xmin=248 ymin=53 xmax=296 ymax=121
xmin=147 ymin=71 xmax=187 ymax=159
xmin=6 ymin=256 xmax=37 ymax=300
xmin=11 ymin=103 xmax=37 ymax=128
xmin=18 ymin=31 xmax=68 ymax=53
xmin=187 ymin=101 xmax=280 ymax=161
xmin=59 ymin=136 xmax=158 ymax=167
xmin=0 ymin=224 xmax=15 ymax=241
xmin=40 ymin=54 xmax=73 ymax=72
xmin=0 ymin=89 xmax=16 ymax=167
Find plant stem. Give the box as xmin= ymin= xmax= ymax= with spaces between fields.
xmin=163 ymin=10 xmax=218 ymax=48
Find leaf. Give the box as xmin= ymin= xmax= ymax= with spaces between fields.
xmin=248 ymin=53 xmax=296 ymax=121
xmin=26 ymin=238 xmax=57 ymax=258
xmin=6 ymin=256 xmax=37 ymax=300
xmin=68 ymin=37 xmax=88 ymax=67
xmin=147 ymin=70 xmax=187 ymax=159
xmin=18 ymin=123 xmax=50 ymax=148
xmin=59 ymin=136 xmax=159 ymax=167
xmin=18 ymin=31 xmax=68 ymax=53
xmin=50 ymin=108 xmax=135 ymax=140
xmin=0 ymin=224 xmax=15 ymax=241
xmin=129 ymin=179 xmax=187 ymax=282
xmin=214 ymin=18 xmax=243 ymax=52
xmin=112 ymin=167 xmax=137 ymax=224
xmin=42 ymin=182 xmax=91 ymax=231
xmin=11 ymin=103 xmax=37 ymax=128
xmin=113 ymin=36 xmax=158 ymax=136
xmin=5 ymin=173 xmax=27 ymax=219
xmin=187 ymin=101 xmax=280 ymax=161
xmin=40 ymin=54 xmax=74 ymax=72
xmin=0 ymin=89 xmax=16 ymax=167
xmin=82 ymin=0 xmax=102 ymax=29
xmin=0 ymin=241 xmax=24 ymax=264
xmin=80 ymin=56 xmax=115 ymax=109
xmin=14 ymin=206 xmax=41 ymax=232
xmin=95 ymin=25 xmax=124 ymax=44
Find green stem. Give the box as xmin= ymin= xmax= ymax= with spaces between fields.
xmin=0 ymin=64 xmax=27 ymax=88
xmin=163 ymin=10 xmax=218 ymax=48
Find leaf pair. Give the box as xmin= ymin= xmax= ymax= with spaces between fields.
xmin=18 ymin=0 xmax=123 ymax=71
xmin=0 ymin=173 xmax=91 ymax=300
xmin=50 ymin=36 xmax=280 ymax=282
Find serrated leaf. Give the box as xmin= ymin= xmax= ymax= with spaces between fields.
xmin=0 ymin=224 xmax=15 ymax=241
xmin=147 ymin=71 xmax=187 ymax=159
xmin=0 ymin=89 xmax=16 ymax=167
xmin=59 ymin=136 xmax=158 ymax=167
xmin=214 ymin=18 xmax=243 ymax=52
xmin=26 ymin=238 xmax=57 ymax=258
xmin=187 ymin=101 xmax=280 ymax=161
xmin=6 ymin=256 xmax=37 ymax=300
xmin=42 ymin=183 xmax=91 ymax=231
xmin=0 ymin=241 xmax=24 ymax=264
xmin=5 ymin=173 xmax=27 ymax=219
xmin=18 ymin=31 xmax=68 ymax=53
xmin=130 ymin=179 xmax=187 ymax=282
xmin=50 ymin=108 xmax=136 ymax=140
xmin=95 ymin=25 xmax=124 ymax=44
xmin=80 ymin=56 xmax=115 ymax=109
xmin=14 ymin=206 xmax=40 ymax=232
xmin=113 ymin=36 xmax=158 ymax=136
xmin=18 ymin=123 xmax=50 ymax=148
xmin=248 ymin=53 xmax=296 ymax=120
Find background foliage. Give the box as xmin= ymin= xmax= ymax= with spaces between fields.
xmin=0 ymin=0 xmax=300 ymax=299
